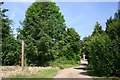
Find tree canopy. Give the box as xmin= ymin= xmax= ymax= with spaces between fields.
xmin=1 ymin=2 xmax=21 ymax=65
xmin=17 ymin=1 xmax=80 ymax=66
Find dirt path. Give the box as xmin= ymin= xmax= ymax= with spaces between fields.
xmin=54 ymin=59 xmax=93 ymax=79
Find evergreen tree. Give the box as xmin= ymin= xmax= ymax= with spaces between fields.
xmin=18 ymin=1 xmax=67 ymax=66
xmin=106 ymin=11 xmax=120 ymax=40
xmin=92 ymin=22 xmax=104 ymax=36
xmin=65 ymin=28 xmax=80 ymax=61
xmin=87 ymin=10 xmax=120 ymax=77
xmin=18 ymin=1 xmax=81 ymax=66
xmin=1 ymin=2 xmax=21 ymax=65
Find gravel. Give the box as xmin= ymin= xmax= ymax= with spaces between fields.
xmin=0 ymin=66 xmax=59 ymax=78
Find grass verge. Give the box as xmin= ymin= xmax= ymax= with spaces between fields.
xmin=12 ymin=69 xmax=58 ymax=78
xmin=51 ymin=63 xmax=80 ymax=69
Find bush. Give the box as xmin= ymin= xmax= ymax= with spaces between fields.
xmin=50 ymin=56 xmax=80 ymax=68
xmin=88 ymin=34 xmax=120 ymax=77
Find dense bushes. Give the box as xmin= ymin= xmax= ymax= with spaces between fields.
xmin=2 ymin=36 xmax=21 ymax=65
xmin=82 ymin=10 xmax=120 ymax=77
xmin=88 ymin=34 xmax=120 ymax=76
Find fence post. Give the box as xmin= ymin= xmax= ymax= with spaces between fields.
xmin=21 ymin=40 xmax=24 ymax=70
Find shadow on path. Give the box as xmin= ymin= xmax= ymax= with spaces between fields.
xmin=74 ymin=67 xmax=87 ymax=70
xmin=79 ymin=72 xmax=89 ymax=76
xmin=80 ymin=63 xmax=88 ymax=66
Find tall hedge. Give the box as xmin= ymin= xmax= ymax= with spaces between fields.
xmin=88 ymin=34 xmax=120 ymax=76
xmin=86 ymin=10 xmax=120 ymax=77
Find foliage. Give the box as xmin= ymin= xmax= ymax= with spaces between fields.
xmin=1 ymin=1 xmax=80 ymax=66
xmin=49 ymin=56 xmax=80 ymax=69
xmin=18 ymin=1 xmax=81 ymax=66
xmin=83 ymin=10 xmax=120 ymax=77
xmin=106 ymin=18 xmax=120 ymax=40
xmin=88 ymin=34 xmax=120 ymax=76
xmin=81 ymin=36 xmax=91 ymax=60
xmin=81 ymin=22 xmax=104 ymax=62
xmin=91 ymin=22 xmax=104 ymax=36
xmin=2 ymin=36 xmax=21 ymax=65
xmin=1 ymin=2 xmax=21 ymax=65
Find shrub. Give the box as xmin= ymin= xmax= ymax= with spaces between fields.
xmin=88 ymin=34 xmax=120 ymax=77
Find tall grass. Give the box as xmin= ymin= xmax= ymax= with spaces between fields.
xmin=50 ymin=57 xmax=80 ymax=69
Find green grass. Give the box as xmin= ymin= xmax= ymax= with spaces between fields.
xmin=51 ymin=62 xmax=80 ymax=69
xmin=31 ymin=69 xmax=58 ymax=78
xmin=52 ymin=63 xmax=80 ymax=69
xmin=13 ymin=69 xmax=58 ymax=78
xmin=50 ymin=59 xmax=80 ymax=69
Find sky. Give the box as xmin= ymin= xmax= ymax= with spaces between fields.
xmin=2 ymin=2 xmax=118 ymax=39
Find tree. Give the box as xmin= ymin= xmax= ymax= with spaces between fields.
xmin=65 ymin=28 xmax=80 ymax=61
xmin=106 ymin=11 xmax=120 ymax=40
xmin=18 ymin=1 xmax=81 ymax=66
xmin=81 ymin=22 xmax=104 ymax=64
xmin=18 ymin=1 xmax=67 ymax=66
xmin=114 ymin=9 xmax=120 ymax=20
xmin=1 ymin=2 xmax=21 ymax=65
xmin=92 ymin=22 xmax=104 ymax=36
xmin=81 ymin=36 xmax=91 ymax=62
xmin=0 ymin=2 xmax=11 ymax=41
xmin=105 ymin=11 xmax=120 ymax=76
xmin=87 ymin=10 xmax=120 ymax=77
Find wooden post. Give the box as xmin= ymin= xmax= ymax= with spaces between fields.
xmin=21 ymin=40 xmax=24 ymax=70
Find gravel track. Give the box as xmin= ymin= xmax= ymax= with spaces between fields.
xmin=54 ymin=59 xmax=93 ymax=80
